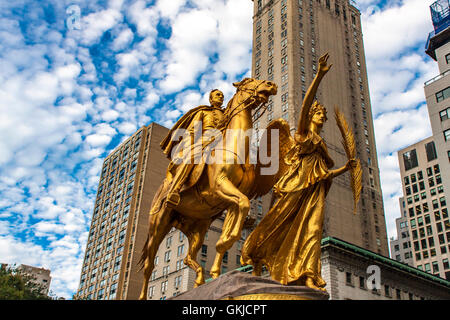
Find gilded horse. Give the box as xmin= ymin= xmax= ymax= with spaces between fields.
xmin=138 ymin=78 xmax=277 ymax=300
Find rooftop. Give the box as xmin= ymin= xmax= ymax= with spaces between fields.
xmin=426 ymin=0 xmax=450 ymax=60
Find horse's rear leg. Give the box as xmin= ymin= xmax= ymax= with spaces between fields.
xmin=182 ymin=219 xmax=210 ymax=287
xmin=210 ymin=177 xmax=250 ymax=279
xmin=139 ymin=207 xmax=174 ymax=300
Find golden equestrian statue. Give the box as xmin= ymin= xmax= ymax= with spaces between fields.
xmin=138 ymin=78 xmax=278 ymax=300
xmin=241 ymin=53 xmax=362 ymax=292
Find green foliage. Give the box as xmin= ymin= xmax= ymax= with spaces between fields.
xmin=0 ymin=265 xmax=51 ymax=300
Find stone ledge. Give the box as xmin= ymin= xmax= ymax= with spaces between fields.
xmin=170 ymin=270 xmax=330 ymax=300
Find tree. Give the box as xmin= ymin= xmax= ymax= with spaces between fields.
xmin=0 ymin=264 xmax=51 ymax=300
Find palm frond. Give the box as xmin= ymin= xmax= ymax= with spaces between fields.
xmin=334 ymin=107 xmax=362 ymax=214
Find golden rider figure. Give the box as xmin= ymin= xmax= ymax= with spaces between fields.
xmin=161 ymin=89 xmax=225 ymax=207
xmin=241 ymin=53 xmax=357 ymax=291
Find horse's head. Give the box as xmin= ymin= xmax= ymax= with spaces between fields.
xmin=232 ymin=78 xmax=278 ymax=107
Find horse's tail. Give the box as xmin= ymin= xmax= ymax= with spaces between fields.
xmin=138 ymin=235 xmax=149 ymax=272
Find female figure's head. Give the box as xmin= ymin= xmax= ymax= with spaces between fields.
xmin=308 ymin=101 xmax=328 ymax=132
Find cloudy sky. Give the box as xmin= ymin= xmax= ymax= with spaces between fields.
xmin=0 ymin=0 xmax=440 ymax=298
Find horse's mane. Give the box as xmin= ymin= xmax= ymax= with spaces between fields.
xmin=223 ymin=78 xmax=254 ymax=118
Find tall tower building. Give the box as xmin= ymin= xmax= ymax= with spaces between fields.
xmin=250 ymin=0 xmax=388 ymax=255
xmin=76 ymin=123 xmax=170 ymax=300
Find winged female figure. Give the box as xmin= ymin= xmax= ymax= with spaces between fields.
xmin=241 ymin=53 xmax=359 ymax=292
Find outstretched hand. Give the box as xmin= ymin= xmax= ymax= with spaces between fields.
xmin=318 ymin=53 xmax=332 ymax=74
xmin=346 ymin=158 xmax=358 ymax=171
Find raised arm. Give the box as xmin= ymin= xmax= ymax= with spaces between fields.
xmin=297 ymin=53 xmax=332 ymax=135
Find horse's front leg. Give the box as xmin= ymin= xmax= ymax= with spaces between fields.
xmin=209 ymin=175 xmax=250 ymax=279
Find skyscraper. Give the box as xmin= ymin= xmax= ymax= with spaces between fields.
xmin=250 ymin=0 xmax=388 ymax=255
xmin=76 ymin=123 xmax=170 ymax=300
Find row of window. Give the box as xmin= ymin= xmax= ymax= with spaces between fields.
xmin=417 ymin=259 xmax=449 ymax=275
xmin=151 ymin=259 xmax=186 ymax=282
xmin=148 ymin=274 xmax=184 ymax=298
xmin=81 ymin=282 xmax=118 ymax=300
xmin=344 ymin=272 xmax=423 ymax=300
xmin=404 ymin=163 xmax=440 ymax=186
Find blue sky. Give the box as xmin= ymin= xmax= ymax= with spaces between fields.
xmin=0 ymin=0 xmax=440 ymax=298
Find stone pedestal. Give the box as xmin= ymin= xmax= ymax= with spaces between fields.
xmin=171 ymin=270 xmax=329 ymax=300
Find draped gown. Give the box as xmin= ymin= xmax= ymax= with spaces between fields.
xmin=241 ymin=130 xmax=334 ymax=287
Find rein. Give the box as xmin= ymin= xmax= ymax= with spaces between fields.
xmin=219 ymin=81 xmax=267 ymax=132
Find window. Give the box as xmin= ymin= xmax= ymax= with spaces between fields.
xmin=174 ymin=275 xmax=182 ymax=288
xmin=164 ymin=250 xmax=171 ymax=262
xmin=436 ymin=87 xmax=450 ymax=103
xmin=201 ymin=245 xmax=208 ymax=256
xmin=425 ymin=141 xmax=438 ymax=161
xmin=419 ymin=181 xmax=425 ymax=191
xmin=440 ymin=196 xmax=446 ymax=207
xmin=384 ymin=285 xmax=391 ymax=297
xmin=417 ymin=170 xmax=423 ymax=180
xmin=161 ymin=280 xmax=168 ymax=292
xmin=429 ymin=177 xmax=435 ymax=187
xmin=166 ymin=236 xmax=172 ymax=248
xmin=403 ymin=149 xmax=418 ymax=171
xmin=446 ymin=54 xmax=450 ymax=64
xmin=177 ymin=244 xmax=185 ymax=257
xmin=359 ymin=276 xmax=365 ymax=289
xmin=345 ymin=272 xmax=353 ymax=285
xmin=396 ymin=289 xmax=402 ymax=300
xmin=432 ymin=261 xmax=439 ymax=273
xmin=444 ymin=129 xmax=450 ymax=141
xmin=440 ymin=107 xmax=450 ymax=121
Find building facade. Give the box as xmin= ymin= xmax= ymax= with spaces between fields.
xmin=425 ymin=0 xmax=450 ymax=204
xmin=76 ymin=123 xmax=170 ymax=300
xmin=322 ymin=237 xmax=450 ymax=300
xmin=389 ymin=197 xmax=414 ymax=266
xmin=16 ymin=264 xmax=52 ymax=296
xmin=249 ymin=0 xmax=388 ymax=255
xmin=397 ymin=137 xmax=450 ymax=280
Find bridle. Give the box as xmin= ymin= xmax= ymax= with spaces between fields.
xmin=219 ymin=80 xmax=269 ymax=132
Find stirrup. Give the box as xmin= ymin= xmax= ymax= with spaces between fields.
xmin=166 ymin=192 xmax=181 ymax=207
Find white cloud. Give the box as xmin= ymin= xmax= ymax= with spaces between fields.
xmin=156 ymin=0 xmax=187 ymax=21
xmin=128 ymin=0 xmax=159 ymax=37
xmin=118 ymin=122 xmax=137 ymax=135
xmin=159 ymin=9 xmax=219 ymax=93
xmin=78 ymin=6 xmax=123 ymax=46
xmin=113 ymin=28 xmax=134 ymax=51
xmin=362 ymin=0 xmax=435 ymax=60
